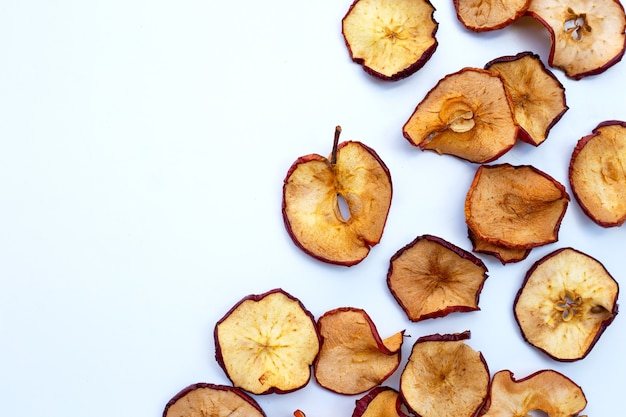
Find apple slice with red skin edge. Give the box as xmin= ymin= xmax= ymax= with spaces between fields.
xmin=214 ymin=288 xmax=320 ymax=395
xmin=341 ymin=0 xmax=438 ymax=81
xmin=526 ymin=0 xmax=626 ymax=79
xmin=454 ymin=0 xmax=530 ymax=32
xmin=569 ymin=120 xmax=626 ymax=227
xmin=467 ymin=227 xmax=531 ymax=265
xmin=352 ymin=386 xmax=411 ymax=417
xmin=480 ymin=369 xmax=587 ymax=417
xmin=314 ymin=307 xmax=404 ymax=395
xmin=485 ymin=51 xmax=568 ymax=146
xmin=387 ymin=234 xmax=488 ymax=322
xmin=163 ymin=383 xmax=266 ymax=417
xmin=400 ymin=331 xmax=489 ymax=417
xmin=514 ymin=247 xmax=619 ymax=361
xmin=403 ymin=67 xmax=518 ymax=163
xmin=283 ymin=126 xmax=393 ymax=266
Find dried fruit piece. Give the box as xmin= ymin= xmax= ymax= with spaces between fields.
xmin=454 ymin=0 xmax=529 ymax=31
xmin=485 ymin=51 xmax=568 ymax=146
xmin=314 ymin=307 xmax=404 ymax=395
xmin=526 ymin=0 xmax=626 ymax=79
xmin=467 ymin=228 xmax=531 ymax=264
xmin=387 ymin=234 xmax=488 ymax=322
xmin=214 ymin=289 xmax=320 ymax=394
xmin=163 ymin=383 xmax=266 ymax=417
xmin=341 ymin=0 xmax=438 ymax=81
xmin=352 ymin=386 xmax=407 ymax=417
xmin=514 ymin=247 xmax=619 ymax=361
xmin=400 ymin=331 xmax=489 ymax=417
xmin=569 ymin=120 xmax=626 ymax=227
xmin=403 ymin=68 xmax=518 ymax=163
xmin=465 ymin=164 xmax=569 ymax=249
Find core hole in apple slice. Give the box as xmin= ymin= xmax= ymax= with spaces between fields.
xmin=337 ymin=193 xmax=352 ymax=221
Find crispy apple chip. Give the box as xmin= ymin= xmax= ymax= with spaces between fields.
xmin=454 ymin=0 xmax=529 ymax=31
xmin=314 ymin=307 xmax=404 ymax=395
xmin=569 ymin=120 xmax=626 ymax=227
xmin=387 ymin=234 xmax=488 ymax=322
xmin=467 ymin=228 xmax=531 ymax=265
xmin=163 ymin=383 xmax=266 ymax=417
xmin=353 ymin=386 xmax=406 ymax=417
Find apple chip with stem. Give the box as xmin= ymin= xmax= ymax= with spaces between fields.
xmin=467 ymin=228 xmax=531 ymax=265
xmin=485 ymin=51 xmax=568 ymax=146
xmin=387 ymin=234 xmax=488 ymax=322
xmin=526 ymin=0 xmax=626 ymax=79
xmin=341 ymin=0 xmax=438 ymax=81
xmin=352 ymin=386 xmax=409 ymax=417
xmin=569 ymin=120 xmax=626 ymax=227
xmin=454 ymin=0 xmax=530 ymax=32
xmin=465 ymin=163 xmax=569 ymax=250
xmin=480 ymin=370 xmax=587 ymax=416
xmin=400 ymin=331 xmax=489 ymax=417
xmin=163 ymin=383 xmax=266 ymax=417
xmin=314 ymin=307 xmax=404 ymax=395
xmin=214 ymin=289 xmax=320 ymax=395
xmin=403 ymin=68 xmax=518 ymax=163
xmin=514 ymin=247 xmax=619 ymax=361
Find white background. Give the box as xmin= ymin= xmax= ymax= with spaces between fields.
xmin=0 ymin=1 xmax=624 ymax=416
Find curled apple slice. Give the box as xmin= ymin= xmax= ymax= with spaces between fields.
xmin=352 ymin=386 xmax=408 ymax=417
xmin=400 ymin=331 xmax=489 ymax=417
xmin=387 ymin=234 xmax=488 ymax=322
xmin=569 ymin=120 xmax=626 ymax=227
xmin=214 ymin=289 xmax=320 ymax=394
xmin=485 ymin=51 xmax=568 ymax=146
xmin=314 ymin=307 xmax=404 ymax=395
xmin=481 ymin=370 xmax=587 ymax=416
xmin=403 ymin=68 xmax=518 ymax=163
xmin=514 ymin=247 xmax=619 ymax=361
xmin=163 ymin=383 xmax=266 ymax=417
xmin=467 ymin=228 xmax=531 ymax=265
xmin=454 ymin=0 xmax=529 ymax=31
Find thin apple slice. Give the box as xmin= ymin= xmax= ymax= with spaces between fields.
xmin=485 ymin=51 xmax=568 ymax=146
xmin=481 ymin=370 xmax=587 ymax=416
xmin=403 ymin=68 xmax=518 ymax=163
xmin=514 ymin=247 xmax=619 ymax=361
xmin=314 ymin=307 xmax=404 ymax=395
xmin=387 ymin=234 xmax=488 ymax=322
xmin=454 ymin=0 xmax=530 ymax=32
xmin=467 ymin=228 xmax=531 ymax=264
xmin=163 ymin=383 xmax=266 ymax=417
xmin=214 ymin=289 xmax=320 ymax=394
xmin=465 ymin=163 xmax=569 ymax=249
xmin=283 ymin=126 xmax=392 ymax=266
xmin=400 ymin=331 xmax=489 ymax=417
xmin=526 ymin=0 xmax=626 ymax=79
xmin=352 ymin=386 xmax=408 ymax=417
xmin=341 ymin=0 xmax=438 ymax=81
xmin=569 ymin=120 xmax=626 ymax=227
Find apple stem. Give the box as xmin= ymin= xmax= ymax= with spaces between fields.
xmin=331 ymin=125 xmax=342 ymax=165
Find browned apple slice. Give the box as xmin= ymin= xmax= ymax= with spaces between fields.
xmin=399 ymin=331 xmax=489 ymax=417
xmin=163 ymin=383 xmax=266 ymax=417
xmin=514 ymin=247 xmax=619 ymax=361
xmin=403 ymin=68 xmax=518 ymax=163
xmin=481 ymin=370 xmax=587 ymax=416
xmin=341 ymin=0 xmax=438 ymax=81
xmin=214 ymin=289 xmax=320 ymax=394
xmin=465 ymin=164 xmax=569 ymax=249
xmin=387 ymin=234 xmax=488 ymax=322
xmin=526 ymin=0 xmax=626 ymax=79
xmin=454 ymin=0 xmax=530 ymax=32
xmin=282 ymin=126 xmax=393 ymax=266
xmin=314 ymin=307 xmax=404 ymax=395
xmin=467 ymin=228 xmax=531 ymax=264
xmin=352 ymin=386 xmax=408 ymax=417
xmin=485 ymin=51 xmax=568 ymax=146
xmin=569 ymin=120 xmax=626 ymax=227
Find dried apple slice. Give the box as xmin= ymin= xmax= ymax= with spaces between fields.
xmin=399 ymin=331 xmax=489 ymax=417
xmin=467 ymin=228 xmax=531 ymax=264
xmin=481 ymin=370 xmax=587 ymax=416
xmin=341 ymin=0 xmax=438 ymax=81
xmin=454 ymin=0 xmax=530 ymax=32
xmin=465 ymin=164 xmax=569 ymax=249
xmin=387 ymin=234 xmax=488 ymax=322
xmin=403 ymin=68 xmax=518 ymax=163
xmin=163 ymin=383 xmax=266 ymax=417
xmin=314 ymin=307 xmax=404 ymax=395
xmin=214 ymin=289 xmax=320 ymax=394
xmin=514 ymin=247 xmax=619 ymax=361
xmin=485 ymin=51 xmax=568 ymax=146
xmin=569 ymin=120 xmax=626 ymax=227
xmin=352 ymin=386 xmax=408 ymax=417
xmin=526 ymin=0 xmax=626 ymax=79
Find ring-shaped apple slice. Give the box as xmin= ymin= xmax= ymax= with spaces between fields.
xmin=514 ymin=247 xmax=619 ymax=361
xmin=454 ymin=0 xmax=530 ymax=32
xmin=163 ymin=383 xmax=266 ymax=417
